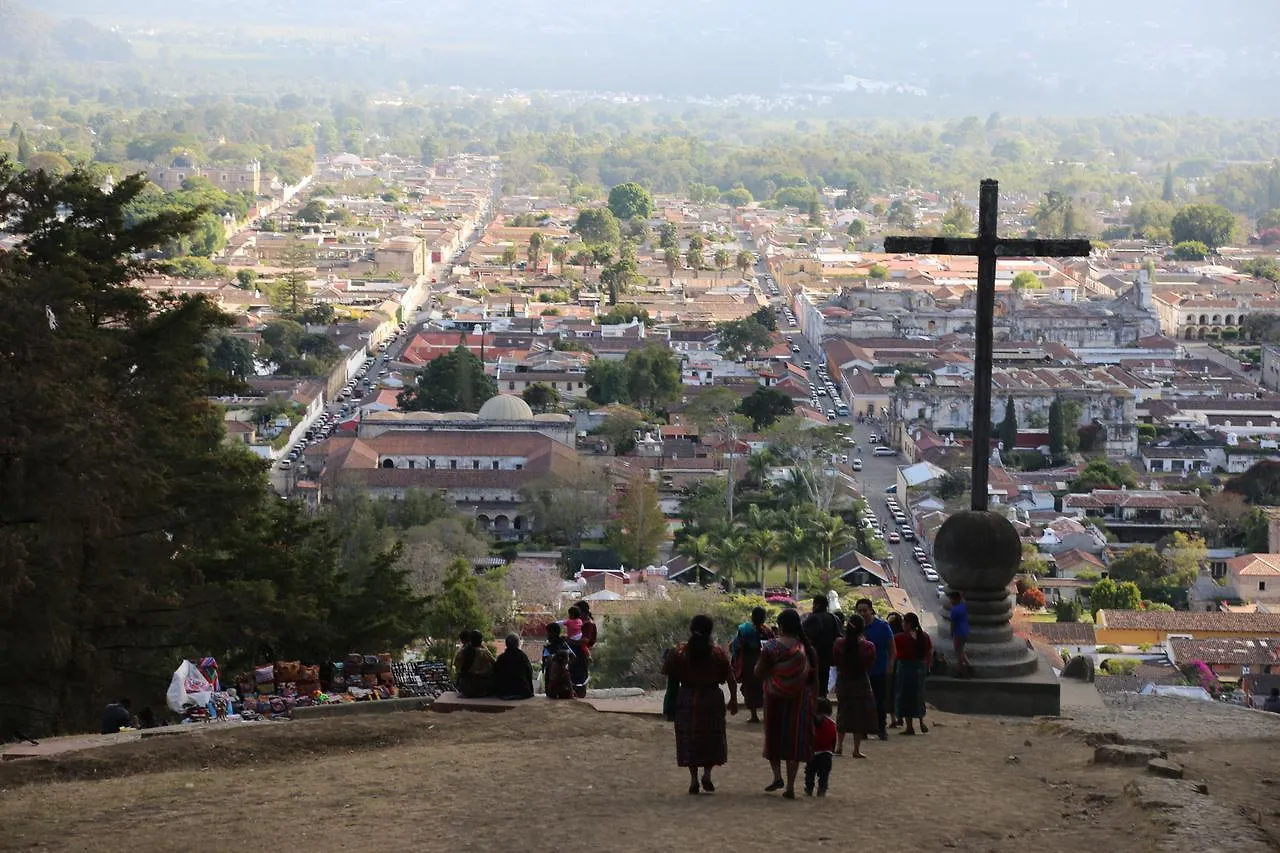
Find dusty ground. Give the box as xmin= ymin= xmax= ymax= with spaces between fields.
xmin=1 ymin=700 xmax=1278 ymax=853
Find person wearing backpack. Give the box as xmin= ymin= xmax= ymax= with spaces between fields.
xmin=730 ymin=606 xmax=773 ymax=724
xmin=802 ymin=595 xmax=843 ymax=698
xmin=756 ymin=608 xmax=818 ymax=800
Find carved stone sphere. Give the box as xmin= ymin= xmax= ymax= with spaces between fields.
xmin=932 ymin=510 xmax=1022 ymax=591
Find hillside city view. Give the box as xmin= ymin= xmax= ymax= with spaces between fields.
xmin=2 ymin=1 xmax=1280 ymax=849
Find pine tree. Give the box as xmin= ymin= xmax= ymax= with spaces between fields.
xmin=8 ymin=121 xmax=19 ymax=139
xmin=1162 ymin=163 xmax=1175 ymax=202
xmin=605 ymin=473 xmax=666 ymax=569
xmin=999 ymin=395 xmax=1019 ymax=455
xmin=1048 ymin=397 xmax=1066 ymax=460
xmin=16 ymin=130 xmax=32 ymax=165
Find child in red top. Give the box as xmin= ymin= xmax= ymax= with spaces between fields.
xmin=805 ymin=697 xmax=838 ymax=797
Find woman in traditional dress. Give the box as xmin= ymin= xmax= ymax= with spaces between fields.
xmin=453 ymin=630 xmax=496 ymax=698
xmin=886 ymin=612 xmax=904 ymax=728
xmin=755 ymin=608 xmax=817 ymax=799
xmin=732 ymin=606 xmax=774 ymax=724
xmin=832 ymin=613 xmax=877 ymax=759
xmin=894 ymin=612 xmax=932 ymax=735
xmin=662 ymin=614 xmax=738 ymax=794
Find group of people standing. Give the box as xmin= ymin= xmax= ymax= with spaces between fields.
xmin=451 ymin=601 xmax=599 ymax=701
xmin=662 ymin=596 xmax=936 ymax=798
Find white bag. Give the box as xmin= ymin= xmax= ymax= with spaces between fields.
xmin=166 ymin=660 xmax=214 ymax=713
xmin=827 ymin=668 xmax=838 ymax=694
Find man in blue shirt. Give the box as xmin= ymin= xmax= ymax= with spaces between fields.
xmin=855 ymin=598 xmax=896 ymax=740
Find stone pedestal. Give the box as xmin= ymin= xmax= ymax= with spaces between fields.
xmin=933 ymin=510 xmax=1038 ymax=678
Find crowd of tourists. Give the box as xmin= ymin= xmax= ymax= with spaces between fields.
xmin=451 ymin=600 xmax=598 ymax=701
xmin=661 ymin=595 xmax=945 ymax=798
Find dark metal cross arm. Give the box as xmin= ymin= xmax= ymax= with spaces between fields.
xmin=884 ymin=236 xmax=1092 ymax=259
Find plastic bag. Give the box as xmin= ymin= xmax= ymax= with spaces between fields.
xmin=166 ymin=660 xmax=214 ymax=713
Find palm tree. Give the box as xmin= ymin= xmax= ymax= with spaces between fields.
xmin=779 ymin=524 xmax=814 ymax=600
xmin=663 ymin=247 xmax=679 ymax=279
xmin=676 ymin=533 xmax=713 ymax=586
xmin=501 ymin=244 xmax=518 ymax=275
xmin=551 ymin=243 xmax=568 ymax=276
xmin=527 ymin=232 xmax=544 ymax=273
xmin=714 ymin=248 xmax=731 ymax=279
xmin=778 ymin=468 xmax=812 ymax=508
xmin=745 ymin=449 xmax=773 ymax=488
xmin=685 ymin=244 xmax=703 ymax=271
xmin=746 ymin=527 xmax=779 ymax=593
xmin=711 ymin=535 xmax=750 ymax=594
xmin=810 ymin=513 xmax=853 ymax=572
xmin=736 ymin=250 xmax=754 ymax=279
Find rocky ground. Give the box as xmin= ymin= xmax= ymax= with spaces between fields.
xmin=0 ymin=691 xmax=1276 ymax=852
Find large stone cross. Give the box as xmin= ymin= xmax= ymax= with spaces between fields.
xmin=885 ymin=179 xmax=1091 ymax=510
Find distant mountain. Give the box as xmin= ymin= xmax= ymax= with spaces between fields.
xmin=18 ymin=0 xmax=1280 ymax=114
xmin=0 ymin=0 xmax=131 ymax=62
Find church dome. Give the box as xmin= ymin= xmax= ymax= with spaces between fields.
xmin=171 ymin=152 xmax=196 ymax=169
xmin=478 ymin=394 xmax=533 ymax=421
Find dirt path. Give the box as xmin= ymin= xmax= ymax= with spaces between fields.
xmin=0 ymin=702 xmax=1273 ymax=852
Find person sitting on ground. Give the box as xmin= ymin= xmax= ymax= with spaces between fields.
xmin=1264 ymin=687 xmax=1280 ymax=714
xmin=454 ymin=630 xmax=496 ymax=698
xmin=100 ymin=698 xmax=133 ymax=734
xmin=542 ymin=622 xmax=576 ymax=699
xmin=493 ymin=633 xmax=535 ymax=700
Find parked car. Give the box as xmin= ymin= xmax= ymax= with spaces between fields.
xmin=923 ymin=568 xmax=939 ymax=582
xmin=887 ymin=532 xmax=901 ymax=544
xmin=851 ymin=459 xmax=863 ymax=471
xmin=874 ymin=446 xmax=897 ymax=456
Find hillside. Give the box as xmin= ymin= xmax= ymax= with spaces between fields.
xmin=0 ymin=0 xmax=131 ymax=62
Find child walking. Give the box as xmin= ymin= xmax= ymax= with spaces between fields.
xmin=805 ymin=698 xmax=838 ymax=797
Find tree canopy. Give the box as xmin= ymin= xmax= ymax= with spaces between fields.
xmin=1170 ymin=203 xmax=1236 ymax=248
xmin=607 ymin=182 xmax=654 ymax=221
xmin=572 ymin=206 xmax=622 ymax=248
xmin=398 ymin=344 xmax=497 ymax=412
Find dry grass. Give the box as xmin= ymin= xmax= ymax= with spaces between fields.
xmin=0 ymin=702 xmax=1274 ymax=852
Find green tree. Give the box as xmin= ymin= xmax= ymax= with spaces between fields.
xmin=751 ymin=306 xmax=778 ymax=331
xmin=711 ymin=535 xmax=751 ymax=593
xmin=868 ymin=264 xmax=889 ymax=280
xmin=426 ymin=558 xmax=489 ymax=639
xmin=846 ymin=219 xmax=867 ymax=239
xmin=399 ymin=344 xmax=497 ymax=412
xmin=1089 ymin=577 xmax=1118 ymax=616
xmin=1258 ymin=209 xmax=1280 ymax=232
xmin=521 ymin=381 xmax=559 ymax=413
xmin=1061 ymin=400 xmax=1084 ymax=452
xmin=1225 ymin=460 xmax=1280 ymax=505
xmin=713 ymin=248 xmax=731 ymax=279
xmin=1173 ymin=240 xmax=1210 ymax=260
xmin=607 ymin=182 xmax=654 ymax=221
xmin=887 ymin=199 xmax=916 ymax=231
xmin=1011 ymin=270 xmax=1042 ymax=291
xmin=1127 ymin=200 xmax=1176 ymax=241
xmin=941 ymin=201 xmax=974 ymax=235
xmin=676 ymin=533 xmax=714 ymax=586
xmin=1171 ymin=203 xmax=1236 ymax=248
xmin=207 ymin=333 xmax=256 ymax=382
xmin=275 ymin=235 xmax=314 ymax=316
xmin=573 ymin=206 xmax=622 ymax=248
xmin=527 ymin=231 xmax=545 ymax=272
xmin=686 ymin=243 xmax=704 ymax=271
xmin=1161 ymin=532 xmax=1208 ymax=588
xmin=15 ymin=131 xmax=32 ymax=165
xmin=1054 ymin=598 xmax=1083 ymax=623
xmin=663 ymin=247 xmax=680 ymax=278
xmin=606 ymin=473 xmax=666 ymax=570
xmin=586 ymin=358 xmax=630 ymax=406
xmin=722 ymin=187 xmax=753 ymax=208
xmin=658 ymin=221 xmax=679 ymax=250
xmin=687 ymin=387 xmax=752 ymax=520
xmin=736 ymin=250 xmax=754 ymax=278
xmin=623 ymin=344 xmax=682 ymax=410
xmin=1114 ymin=581 xmax=1143 ymax=611
xmin=296 ymin=199 xmax=328 ymax=222
xmin=551 ymin=242 xmax=568 ymax=276
xmin=999 ymin=395 xmax=1018 ymax=453
xmin=501 ymin=244 xmax=518 ymax=274
xmin=235 ymin=268 xmax=258 ymax=289
xmin=716 ymin=316 xmax=774 ymax=361
xmin=738 ymin=387 xmax=795 ymax=430
xmin=1069 ymin=458 xmax=1139 ymax=492
xmin=1106 ymin=546 xmax=1166 ymax=587
xmin=1048 ymin=397 xmax=1066 ymax=459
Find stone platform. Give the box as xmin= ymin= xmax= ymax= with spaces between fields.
xmin=291 ymin=696 xmax=435 ymax=720
xmin=925 ymin=666 xmax=1062 ymax=717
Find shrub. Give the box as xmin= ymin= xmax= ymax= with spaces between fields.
xmin=1054 ymin=599 xmax=1083 ymax=623
xmin=1018 ymin=587 xmax=1047 ymax=609
xmin=1100 ymin=658 xmax=1139 ymax=676
xmin=591 ymin=589 xmax=758 ymax=689
xmin=1096 ymin=644 xmax=1121 ymax=654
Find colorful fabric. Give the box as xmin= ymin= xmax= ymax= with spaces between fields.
xmin=835 ymin=671 xmax=878 ymax=736
xmin=760 ymin=638 xmax=811 ymax=698
xmin=895 ymin=658 xmax=928 ymax=719
xmin=197 ymin=657 xmax=220 ymax=692
xmin=759 ymin=638 xmax=815 ymax=762
xmin=672 ymin=685 xmax=728 ymax=767
xmin=543 ymin=639 xmax=576 ymax=699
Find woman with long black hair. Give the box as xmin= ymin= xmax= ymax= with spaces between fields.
xmin=661 ymin=614 xmax=738 ymax=794
xmin=755 ymin=608 xmax=818 ymax=799
xmin=893 ymin=612 xmax=933 ymax=735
